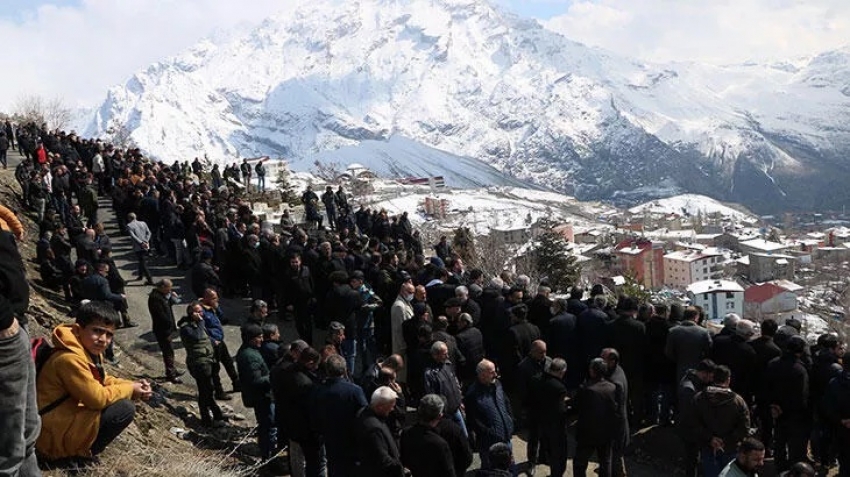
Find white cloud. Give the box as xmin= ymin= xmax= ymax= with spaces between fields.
xmin=544 ymin=0 xmax=850 ymax=64
xmin=0 ymin=0 xmax=290 ymax=111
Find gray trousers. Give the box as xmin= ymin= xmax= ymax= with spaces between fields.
xmin=0 ymin=323 xmax=41 ymax=476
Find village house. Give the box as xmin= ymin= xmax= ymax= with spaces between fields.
xmin=687 ymin=279 xmax=745 ymax=321
xmin=746 ymin=252 xmax=796 ymax=282
xmin=613 ymin=238 xmax=665 ymax=289
xmin=744 ymin=281 xmax=802 ymax=319
xmin=663 ymin=248 xmax=725 ymax=288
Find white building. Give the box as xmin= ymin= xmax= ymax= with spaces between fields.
xmin=663 ymin=249 xmax=724 ymax=288
xmin=686 ymin=279 xmax=744 ymax=321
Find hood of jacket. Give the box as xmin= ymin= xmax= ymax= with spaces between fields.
xmin=52 ymin=324 xmax=93 ymax=360
xmin=701 ymin=386 xmax=738 ymax=407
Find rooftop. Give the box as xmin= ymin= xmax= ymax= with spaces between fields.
xmin=739 ymin=238 xmax=789 ymax=252
xmin=664 ymin=249 xmax=722 ymax=262
xmin=687 ymin=279 xmax=744 ymax=295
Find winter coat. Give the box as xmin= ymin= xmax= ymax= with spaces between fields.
xmin=310 ymin=377 xmax=368 ymax=467
xmin=80 ymin=273 xmax=123 ymax=307
xmin=126 ymin=219 xmax=152 ymax=252
xmin=820 ymin=370 xmax=850 ymax=442
xmin=235 ymin=344 xmax=271 ymax=408
xmin=666 ymin=320 xmax=713 ymax=381
xmin=711 ymin=334 xmax=758 ymax=403
xmin=401 ymin=424 xmax=456 ymax=477
xmin=464 ymin=380 xmax=514 ymax=444
xmin=200 ymin=304 xmax=225 ymax=342
xmin=455 ymin=326 xmax=485 ymax=382
xmin=178 ymin=316 xmax=216 ymax=368
xmin=424 ymin=360 xmax=463 ymax=414
xmin=607 ymin=314 xmax=647 ymax=380
xmin=575 ymin=379 xmax=622 ymax=446
xmin=0 ymin=230 xmax=29 ymax=330
xmin=36 ymin=325 xmax=135 ymax=459
xmin=190 ymin=261 xmax=222 ymax=298
xmin=644 ymin=316 xmax=676 ymax=385
xmin=354 ymin=406 xmax=405 ymax=477
xmin=272 ymin=362 xmax=318 ymax=444
xmin=760 ymin=353 xmax=809 ymax=419
xmin=436 ymin=417 xmax=473 ymax=474
xmin=692 ymin=386 xmax=750 ymax=449
xmin=677 ymin=370 xmax=709 ymax=442
xmin=577 ymin=306 xmax=609 ymax=364
xmin=148 ymin=288 xmax=177 ymax=336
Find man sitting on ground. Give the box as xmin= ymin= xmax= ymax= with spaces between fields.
xmin=36 ymin=301 xmax=152 ymax=467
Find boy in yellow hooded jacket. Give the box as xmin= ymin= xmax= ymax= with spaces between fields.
xmin=36 ymin=301 xmax=152 ymax=466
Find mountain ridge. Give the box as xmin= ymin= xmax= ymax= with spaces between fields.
xmin=83 ymin=0 xmax=850 ymax=214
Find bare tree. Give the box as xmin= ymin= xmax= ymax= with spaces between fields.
xmin=105 ymin=119 xmax=137 ymax=150
xmin=13 ymin=94 xmax=71 ymax=130
xmin=312 ymin=159 xmax=343 ymax=182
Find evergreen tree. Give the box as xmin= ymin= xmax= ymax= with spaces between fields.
xmin=620 ymin=272 xmax=652 ymax=303
xmin=276 ymin=165 xmax=300 ymax=206
xmin=534 ymin=223 xmax=580 ymax=293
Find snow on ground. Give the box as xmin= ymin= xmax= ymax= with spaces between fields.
xmin=629 ymin=194 xmax=756 ymax=221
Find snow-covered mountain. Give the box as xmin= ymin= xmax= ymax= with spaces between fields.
xmin=83 ymin=0 xmax=850 ymax=214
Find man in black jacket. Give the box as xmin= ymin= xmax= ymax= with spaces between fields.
xmin=190 ymin=249 xmax=222 ymax=298
xmin=272 ymin=347 xmax=325 ymax=477
xmin=574 ymin=358 xmax=623 ymax=477
xmin=534 ymin=358 xmax=570 ymax=477
xmin=821 ymin=368 xmax=850 ymax=475
xmin=761 ymin=335 xmax=811 ymax=472
xmin=401 ymin=394 xmax=457 ymax=477
xmin=354 ymin=386 xmax=404 ymax=477
xmin=455 ymin=312 xmax=484 ymax=385
xmin=424 ymin=341 xmax=467 ymax=437
xmin=147 ymin=279 xmax=182 ymax=382
xmin=279 ymin=252 xmax=315 ymax=345
xmin=325 ymin=271 xmax=364 ymax=377
xmin=606 ymin=297 xmax=647 ymax=426
xmin=464 ymin=359 xmax=514 ymax=471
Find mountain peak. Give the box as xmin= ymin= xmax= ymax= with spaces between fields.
xmin=85 ymin=0 xmax=850 ymax=214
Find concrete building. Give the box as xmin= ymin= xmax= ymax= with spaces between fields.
xmin=614 ymin=239 xmax=665 ymax=290
xmin=663 ymin=249 xmax=725 ymax=288
xmin=744 ymin=282 xmax=799 ymax=319
xmin=687 ymin=279 xmax=745 ymax=321
xmin=747 ymin=253 xmax=795 ymax=282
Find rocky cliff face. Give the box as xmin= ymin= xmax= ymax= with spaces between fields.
xmin=83 ymin=0 xmax=850 ymax=214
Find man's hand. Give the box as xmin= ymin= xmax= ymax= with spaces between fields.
xmin=709 ymin=436 xmax=724 ymax=451
xmin=133 ymin=380 xmax=153 ymax=401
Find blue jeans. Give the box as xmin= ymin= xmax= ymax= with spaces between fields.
xmin=253 ymin=399 xmax=277 ymax=460
xmin=701 ymin=448 xmax=736 ymax=477
xmin=0 ymin=323 xmax=41 ymax=476
xmin=450 ymin=409 xmax=469 ymax=439
xmin=341 ymin=338 xmax=356 ymax=378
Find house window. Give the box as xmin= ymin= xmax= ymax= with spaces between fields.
xmin=726 ymin=302 xmax=735 ymax=309
xmin=726 ymin=292 xmax=735 ymax=299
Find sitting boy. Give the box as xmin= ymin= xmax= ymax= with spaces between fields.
xmin=36 ymin=301 xmax=152 ymax=465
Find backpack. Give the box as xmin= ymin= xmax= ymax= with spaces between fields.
xmin=31 ymin=337 xmax=70 ymax=415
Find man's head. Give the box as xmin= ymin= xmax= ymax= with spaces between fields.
xmin=724 ymin=313 xmax=741 ymax=330
xmin=383 ymin=354 xmax=405 ymax=371
xmin=820 ymin=334 xmax=847 ymax=359
xmin=413 ymin=285 xmax=427 ymax=302
xmin=289 ymin=253 xmax=302 ymax=269
xmin=683 ymin=306 xmax=700 ymax=322
xmin=537 ymin=285 xmax=551 ymax=298
xmin=694 ymin=359 xmax=717 ymax=384
xmin=784 ymin=462 xmax=815 ymax=477
xmin=509 ymin=304 xmax=528 ymax=323
xmin=588 ymin=358 xmax=607 ymax=381
xmin=328 ymin=321 xmax=345 ymax=344
xmin=251 ymin=299 xmax=268 ymax=318
xmin=431 ymin=341 xmax=449 ymax=364
xmin=476 ymin=359 xmax=498 ymax=385
xmin=549 ymin=357 xmax=567 ymax=380
xmin=455 ymin=285 xmax=469 ymax=301
xmin=95 ymin=261 xmax=110 ymax=277
xmin=202 ymin=288 xmax=219 ymax=308
xmin=712 ymin=365 xmax=732 ymax=387
xmin=734 ymin=438 xmax=766 ymax=473
xmin=370 ymin=386 xmax=398 ymax=417
xmin=262 ymin=323 xmax=280 ymax=342
xmin=601 ymin=348 xmax=620 ymax=372
xmin=760 ymin=318 xmax=778 ymax=337
xmin=324 ymin=354 xmax=347 ymax=378
xmin=349 ymin=270 xmax=365 ymax=289
xmin=242 ymin=323 xmax=263 ymax=347
xmin=288 ymin=339 xmax=309 ymax=361
xmin=487 ymin=442 xmax=513 ymax=471
xmin=74 ymin=301 xmax=119 ymax=357
xmin=156 ymin=278 xmax=173 ymax=295
xmin=400 ymin=282 xmax=416 ymax=300
xmin=298 ymin=346 xmax=321 ymax=371
xmin=444 ymin=297 xmax=463 ymax=318
xmin=417 ymin=394 xmax=445 ymax=426
xmin=735 ymin=319 xmax=756 ymax=340
xmin=507 ymin=287 xmax=523 ymax=305
xmin=529 ymin=340 xmax=547 ymax=361
xmin=457 ymin=312 xmax=473 ymax=330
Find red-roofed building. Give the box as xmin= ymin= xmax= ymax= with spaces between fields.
xmin=614 ymin=239 xmax=665 ymax=290
xmin=744 ymin=282 xmax=799 ymax=319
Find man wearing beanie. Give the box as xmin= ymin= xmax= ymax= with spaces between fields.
xmin=236 ymin=323 xmax=277 ymax=463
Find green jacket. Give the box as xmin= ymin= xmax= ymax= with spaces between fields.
xmin=178 ymin=316 xmax=215 ymax=369
xmin=235 ymin=344 xmax=271 ymax=408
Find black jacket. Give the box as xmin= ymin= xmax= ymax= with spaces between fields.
xmin=424 ymin=360 xmax=463 ymax=415
xmin=577 ymin=306 xmax=609 ymax=364
xmin=464 ymin=380 xmax=514 ymax=444
xmin=455 ymin=326 xmax=485 ymax=382
xmin=436 ymin=417 xmax=473 ymax=475
xmin=147 ymin=288 xmax=177 ymax=335
xmin=533 ymin=372 xmax=569 ymax=427
xmin=576 ymin=379 xmax=622 ymax=446
xmin=190 ymin=261 xmax=222 ymax=298
xmin=711 ymin=334 xmax=757 ymax=403
xmin=401 ymin=424 xmax=456 ymax=477
xmin=606 ymin=314 xmax=647 ymax=380
xmin=0 ymin=231 xmax=28 ymax=329
xmin=272 ymin=362 xmax=318 ymax=444
xmin=760 ymin=353 xmax=809 ymax=419
xmin=354 ymin=406 xmax=404 ymax=477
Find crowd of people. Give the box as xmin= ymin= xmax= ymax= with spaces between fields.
xmin=0 ymin=122 xmax=848 ymax=477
